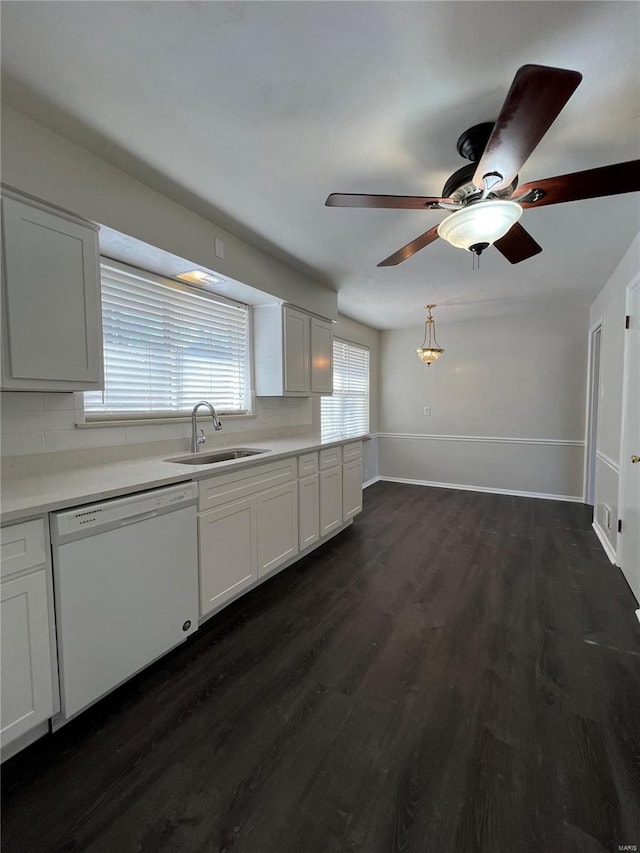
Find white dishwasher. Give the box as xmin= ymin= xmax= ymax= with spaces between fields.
xmin=50 ymin=482 xmax=199 ymax=723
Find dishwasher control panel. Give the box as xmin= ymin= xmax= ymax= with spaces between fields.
xmin=51 ymin=482 xmax=198 ymax=542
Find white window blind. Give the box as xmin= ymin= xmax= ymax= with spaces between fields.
xmin=321 ymin=339 xmax=369 ymax=441
xmin=84 ymin=264 xmax=250 ymax=419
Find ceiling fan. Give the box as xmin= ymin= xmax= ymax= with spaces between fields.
xmin=325 ymin=64 xmax=640 ymax=266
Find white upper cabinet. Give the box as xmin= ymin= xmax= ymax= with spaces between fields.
xmin=1 ymin=192 xmax=103 ymax=391
xmin=310 ymin=317 xmax=333 ymax=394
xmin=253 ymin=304 xmax=333 ymax=397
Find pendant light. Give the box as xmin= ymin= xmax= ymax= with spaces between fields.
xmin=416 ymin=304 xmax=444 ymax=365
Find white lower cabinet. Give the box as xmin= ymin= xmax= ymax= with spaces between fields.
xmin=198 ymin=496 xmax=258 ymax=616
xmin=1 ymin=519 xmax=57 ymax=750
xmin=343 ymin=458 xmax=364 ymax=520
xmin=256 ymin=482 xmax=299 ymax=577
xmin=320 ymin=465 xmax=343 ymax=536
xmin=299 ymin=474 xmax=320 ymax=550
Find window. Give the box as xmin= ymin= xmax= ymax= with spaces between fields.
xmin=321 ymin=339 xmax=369 ymax=441
xmin=84 ymin=263 xmax=250 ymax=420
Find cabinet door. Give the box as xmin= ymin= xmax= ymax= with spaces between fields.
xmin=283 ymin=306 xmax=310 ymax=394
xmin=256 ymin=482 xmax=299 ymax=577
xmin=299 ymin=474 xmax=320 ymax=550
xmin=199 ymin=496 xmax=257 ymax=616
xmin=320 ymin=466 xmax=343 ymax=536
xmin=1 ymin=569 xmax=55 ymax=747
xmin=343 ymin=459 xmax=363 ymax=520
xmin=310 ymin=317 xmax=333 ymax=394
xmin=1 ymin=197 xmax=103 ymax=390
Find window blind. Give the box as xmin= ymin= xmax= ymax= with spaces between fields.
xmin=321 ymin=339 xmax=369 ymax=441
xmin=84 ymin=264 xmax=250 ymax=419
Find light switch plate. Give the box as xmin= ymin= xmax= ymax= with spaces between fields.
xmin=423 ymin=406 xmax=431 ymax=416
xmin=214 ymin=238 xmax=224 ymax=259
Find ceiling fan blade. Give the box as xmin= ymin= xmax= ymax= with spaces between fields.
xmin=513 ymin=160 xmax=640 ymax=207
xmin=494 ymin=223 xmax=542 ymax=264
xmin=473 ymin=64 xmax=582 ymax=193
xmin=326 ymin=193 xmax=450 ymax=210
xmin=377 ymin=225 xmax=441 ymax=266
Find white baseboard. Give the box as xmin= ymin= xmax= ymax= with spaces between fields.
xmin=636 ymin=609 xmax=640 ymax=626
xmin=592 ymin=520 xmax=617 ymax=564
xmin=363 ymin=476 xmax=381 ymax=489
xmin=378 ymin=475 xmax=583 ymax=503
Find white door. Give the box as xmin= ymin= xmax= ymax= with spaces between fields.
xmin=310 ymin=318 xmax=333 ymax=394
xmin=256 ymin=482 xmax=299 ymax=577
xmin=299 ymin=474 xmax=320 ymax=550
xmin=618 ymin=278 xmax=640 ymax=603
xmin=343 ymin=459 xmax=363 ymax=520
xmin=283 ymin=307 xmax=310 ymax=394
xmin=199 ymin=496 xmax=257 ymax=615
xmin=1 ymin=197 xmax=103 ymax=389
xmin=320 ymin=466 xmax=343 ymax=536
xmin=1 ymin=569 xmax=55 ymax=747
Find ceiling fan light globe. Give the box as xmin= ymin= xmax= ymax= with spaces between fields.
xmin=437 ymin=200 xmax=523 ymax=250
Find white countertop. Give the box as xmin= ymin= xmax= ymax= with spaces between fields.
xmin=0 ymin=435 xmax=367 ymax=524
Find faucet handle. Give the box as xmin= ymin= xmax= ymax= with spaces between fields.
xmin=198 ymin=428 xmax=206 ymax=446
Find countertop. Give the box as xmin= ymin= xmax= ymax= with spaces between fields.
xmin=0 ymin=435 xmax=367 ymax=524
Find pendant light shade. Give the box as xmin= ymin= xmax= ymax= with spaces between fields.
xmin=437 ymin=200 xmax=523 ymax=252
xmin=417 ymin=304 xmax=444 ymax=365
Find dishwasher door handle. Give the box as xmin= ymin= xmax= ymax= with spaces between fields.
xmin=120 ymin=510 xmax=159 ymax=526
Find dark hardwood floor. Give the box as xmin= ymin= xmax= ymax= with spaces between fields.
xmin=2 ymin=482 xmax=640 ymax=853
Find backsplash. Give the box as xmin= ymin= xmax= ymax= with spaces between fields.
xmin=0 ymin=391 xmax=314 ymax=457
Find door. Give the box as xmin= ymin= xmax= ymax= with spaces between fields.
xmin=256 ymin=482 xmax=299 ymax=577
xmin=200 ymin=496 xmax=257 ymax=615
xmin=299 ymin=474 xmax=320 ymax=550
xmin=343 ymin=459 xmax=363 ymax=521
xmin=1 ymin=197 xmax=103 ymax=389
xmin=310 ymin=317 xmax=333 ymax=394
xmin=320 ymin=466 xmax=343 ymax=536
xmin=1 ymin=569 xmax=55 ymax=746
xmin=283 ymin=306 xmax=310 ymax=394
xmin=618 ymin=278 xmax=640 ymax=602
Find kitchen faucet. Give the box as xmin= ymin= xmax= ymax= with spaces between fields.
xmin=191 ymin=401 xmax=223 ymax=452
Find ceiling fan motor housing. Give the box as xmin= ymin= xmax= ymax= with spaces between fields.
xmin=442 ymin=122 xmax=518 ymax=203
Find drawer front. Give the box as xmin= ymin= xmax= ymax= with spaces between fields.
xmin=199 ymin=457 xmax=297 ymax=511
xmin=342 ymin=441 xmax=363 ymax=462
xmin=319 ymin=446 xmax=342 ymax=470
xmin=0 ymin=519 xmax=47 ymax=578
xmin=297 ymin=452 xmax=318 ymax=478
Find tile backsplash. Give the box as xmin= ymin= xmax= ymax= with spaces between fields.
xmin=1 ymin=391 xmax=314 ymax=457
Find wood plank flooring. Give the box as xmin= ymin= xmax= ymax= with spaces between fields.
xmin=2 ymin=482 xmax=640 ymax=853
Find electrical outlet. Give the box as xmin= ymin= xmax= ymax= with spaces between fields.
xmin=604 ymin=504 xmax=612 ymax=531
xmin=423 ymin=406 xmax=431 ymax=416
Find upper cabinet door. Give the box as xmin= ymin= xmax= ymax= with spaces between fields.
xmin=283 ymin=306 xmax=310 ymax=394
xmin=310 ymin=317 xmax=333 ymax=394
xmin=1 ymin=196 xmax=103 ymax=391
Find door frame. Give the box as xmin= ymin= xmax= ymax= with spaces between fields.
xmin=617 ymin=271 xmax=640 ymax=569
xmin=583 ymin=317 xmax=603 ymax=505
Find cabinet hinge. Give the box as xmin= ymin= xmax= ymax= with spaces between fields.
xmin=625 ymin=315 xmax=630 ymax=329
xmin=618 ymin=518 xmax=623 ymax=533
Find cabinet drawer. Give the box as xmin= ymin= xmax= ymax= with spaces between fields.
xmin=199 ymin=457 xmax=297 ymax=511
xmin=298 ymin=452 xmax=318 ymax=478
xmin=319 ymin=446 xmax=342 ymax=470
xmin=1 ymin=519 xmax=47 ymax=578
xmin=342 ymin=441 xmax=363 ymax=462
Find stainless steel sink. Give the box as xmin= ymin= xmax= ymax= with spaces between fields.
xmin=165 ymin=448 xmax=270 ymax=465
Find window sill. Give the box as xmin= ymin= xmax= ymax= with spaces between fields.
xmin=77 ymin=413 xmax=258 ymax=429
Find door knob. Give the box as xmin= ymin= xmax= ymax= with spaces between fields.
xmin=632 ymin=455 xmax=640 ymax=463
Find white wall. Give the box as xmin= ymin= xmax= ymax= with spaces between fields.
xmin=378 ymin=303 xmax=590 ymax=499
xmin=589 ymin=233 xmax=640 ymax=557
xmin=0 ymin=104 xmax=337 ymax=320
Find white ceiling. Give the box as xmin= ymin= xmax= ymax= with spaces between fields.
xmin=2 ymin=1 xmax=639 ymax=329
